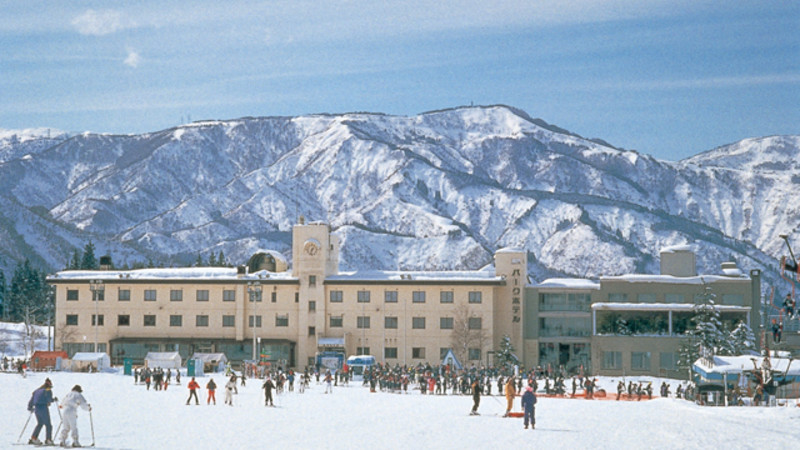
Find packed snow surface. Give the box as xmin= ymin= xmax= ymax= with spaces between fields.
xmin=2 ymin=371 xmax=797 ymax=449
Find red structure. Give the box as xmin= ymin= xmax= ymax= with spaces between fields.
xmin=30 ymin=350 xmax=68 ymax=371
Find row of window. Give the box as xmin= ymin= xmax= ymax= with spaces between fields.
xmin=601 ymin=351 xmax=678 ymax=371
xmin=64 ymin=313 xmax=483 ymax=331
xmin=331 ymin=290 xmax=482 ymax=304
xmin=66 ymin=288 xmax=484 ymax=305
xmin=355 ymin=347 xmax=483 ymax=361
xmin=65 ymin=314 xmax=290 ymax=328
xmin=332 ymin=315 xmax=481 ymax=330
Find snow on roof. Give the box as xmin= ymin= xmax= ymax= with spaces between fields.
xmin=253 ymin=249 xmax=288 ymax=265
xmin=660 ymin=244 xmax=695 ymax=254
xmin=326 ymin=270 xmax=503 ymax=283
xmin=49 ymin=267 xmax=296 ymax=281
xmin=495 ymin=247 xmax=525 ymax=254
xmin=71 ymin=352 xmax=110 ymax=361
xmin=592 ymin=302 xmax=750 ymax=312
xmin=601 ymin=274 xmax=749 ymax=284
xmin=535 ymin=278 xmax=601 ymax=290
xmin=694 ymin=355 xmax=800 ymax=376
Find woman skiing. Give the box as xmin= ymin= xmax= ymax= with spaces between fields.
xmin=58 ymin=384 xmax=91 ymax=447
xmin=27 ymin=378 xmax=55 ymax=446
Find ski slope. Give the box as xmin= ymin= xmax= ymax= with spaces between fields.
xmin=2 ymin=370 xmax=797 ymax=449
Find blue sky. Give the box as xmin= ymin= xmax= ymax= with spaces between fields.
xmin=1 ymin=1 xmax=798 ymax=160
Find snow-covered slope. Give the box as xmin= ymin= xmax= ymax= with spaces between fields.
xmin=0 ymin=106 xmax=795 ymax=287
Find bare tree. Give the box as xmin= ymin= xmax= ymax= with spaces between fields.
xmin=450 ymin=304 xmax=487 ymax=365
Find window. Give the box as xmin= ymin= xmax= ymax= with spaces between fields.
xmin=170 ymin=289 xmax=183 ymax=302
xmin=67 ymin=290 xmax=79 ymax=301
xmin=384 ymin=347 xmax=398 ymax=359
xmin=329 ymin=315 xmax=343 ymax=328
xmin=412 ymin=291 xmax=426 ymax=303
xmin=602 ymin=351 xmax=622 ymax=369
xmin=357 ymin=316 xmax=371 ymax=329
xmin=357 ymin=290 xmax=371 ymax=303
xmin=196 ymin=290 xmax=209 ymax=302
xmin=385 ymin=316 xmax=398 ymax=329
xmin=660 ymin=352 xmax=677 ymax=371
xmin=608 ymin=293 xmax=628 ymax=302
xmin=223 ymin=290 xmax=236 ymax=302
xmin=308 ymin=326 xmax=316 ymax=336
xmin=440 ymin=291 xmax=454 ymax=303
xmin=222 ymin=315 xmax=235 ymax=327
xmin=249 ymin=315 xmax=262 ymax=328
xmin=309 ymin=275 xmax=317 ymax=287
xmin=357 ymin=347 xmax=370 ymax=355
xmin=118 ymin=289 xmax=130 ymax=301
xmin=94 ymin=290 xmax=105 ymax=301
xmin=468 ymin=348 xmax=481 ymax=360
xmin=91 ymin=314 xmax=104 ymax=326
xmin=412 ymin=347 xmax=426 ymax=359
xmin=637 ymin=293 xmax=656 ymax=303
xmin=295 ymin=293 xmax=299 ymax=303
xmin=309 ymin=301 xmax=316 ymax=312
xmin=468 ymin=291 xmax=482 ymax=304
xmin=665 ymin=294 xmax=684 ymax=304
xmin=169 ymin=315 xmax=182 ymax=327
xmin=276 ymin=315 xmax=289 ymax=327
xmin=144 ymin=315 xmax=156 ymax=327
xmin=722 ymin=294 xmax=744 ymax=305
xmin=118 ymin=315 xmax=130 ymax=326
xmin=440 ymin=317 xmax=454 ymax=330
xmin=385 ymin=291 xmax=398 ymax=303
xmin=412 ymin=317 xmax=426 ymax=329
xmin=468 ymin=317 xmax=482 ymax=330
xmin=330 ymin=290 xmax=343 ymax=303
xmin=632 ymin=352 xmax=651 ymax=371
xmin=196 ymin=315 xmax=209 ymax=327
xmin=66 ymin=314 xmax=78 ymax=326
xmin=144 ymin=290 xmax=157 ymax=302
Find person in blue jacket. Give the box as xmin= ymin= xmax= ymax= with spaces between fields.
xmin=27 ymin=377 xmax=56 ymax=445
xmin=521 ymin=385 xmax=537 ymax=430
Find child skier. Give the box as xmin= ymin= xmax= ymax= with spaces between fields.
xmin=470 ymin=378 xmax=482 ymax=415
xmin=521 ymin=386 xmax=537 ymax=429
xmin=58 ymin=384 xmax=91 ymax=448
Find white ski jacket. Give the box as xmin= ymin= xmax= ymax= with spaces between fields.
xmin=61 ymin=391 xmax=90 ymax=414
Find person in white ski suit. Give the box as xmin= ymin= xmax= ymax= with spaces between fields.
xmin=224 ymin=376 xmax=238 ymax=406
xmin=59 ymin=384 xmax=91 ymax=447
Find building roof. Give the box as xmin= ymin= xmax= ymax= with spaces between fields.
xmin=592 ymin=302 xmax=751 ymax=312
xmin=535 ymin=278 xmax=601 ymax=290
xmin=600 ymin=274 xmax=749 ymax=284
xmin=48 ymin=267 xmax=296 ymax=282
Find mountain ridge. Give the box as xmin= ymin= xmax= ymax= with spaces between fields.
xmin=0 ymin=106 xmax=796 ymax=292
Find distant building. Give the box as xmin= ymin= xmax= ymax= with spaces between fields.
xmin=49 ymin=221 xmax=769 ymax=378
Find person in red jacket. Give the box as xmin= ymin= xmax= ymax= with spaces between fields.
xmin=186 ymin=377 xmax=200 ymax=405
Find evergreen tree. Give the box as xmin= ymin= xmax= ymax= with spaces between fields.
xmin=688 ymin=284 xmax=733 ymax=363
xmin=730 ymin=320 xmax=756 ymax=355
xmin=495 ymin=335 xmax=519 ymax=370
xmin=81 ymin=241 xmax=98 ymax=270
xmin=7 ymin=260 xmax=49 ymax=323
xmin=195 ymin=254 xmax=205 ymax=267
xmin=68 ymin=249 xmax=81 ymax=270
xmin=208 ymin=252 xmax=217 ymax=267
xmin=0 ymin=268 xmax=6 ymax=320
xmin=217 ymin=250 xmax=226 ymax=267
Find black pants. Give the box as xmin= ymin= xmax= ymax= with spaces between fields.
xmin=187 ymin=390 xmax=199 ymax=404
xmin=472 ymin=395 xmax=480 ymax=412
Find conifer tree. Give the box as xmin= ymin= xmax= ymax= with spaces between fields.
xmin=495 ymin=335 xmax=519 ymax=370
xmin=730 ymin=320 xmax=756 ymax=355
xmin=81 ymin=241 xmax=98 ymax=270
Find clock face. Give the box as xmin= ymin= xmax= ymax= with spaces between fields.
xmin=304 ymin=240 xmax=320 ymax=256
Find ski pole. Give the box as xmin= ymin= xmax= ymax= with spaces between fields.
xmin=89 ymin=408 xmax=95 ymax=447
xmin=17 ymin=410 xmax=33 ymax=444
xmin=54 ymin=399 xmax=63 ymax=438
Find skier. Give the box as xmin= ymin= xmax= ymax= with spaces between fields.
xmin=503 ymin=376 xmax=517 ymax=417
xmin=27 ymin=378 xmax=55 ymax=446
xmin=771 ymin=319 xmax=782 ymax=344
xmin=617 ymin=380 xmax=625 ymax=401
xmin=470 ymin=378 xmax=481 ymax=415
xmin=324 ymin=370 xmax=333 ymax=394
xmin=58 ymin=384 xmax=91 ymax=448
xmin=224 ymin=376 xmax=238 ymax=406
xmin=521 ymin=386 xmax=537 ymax=429
xmin=206 ymin=379 xmax=217 ymax=405
xmin=186 ymin=377 xmax=200 ymax=405
xmin=784 ymin=294 xmax=796 ymax=318
xmin=262 ymin=376 xmax=276 ymax=406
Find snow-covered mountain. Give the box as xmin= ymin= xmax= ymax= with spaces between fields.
xmin=0 ymin=106 xmax=796 ymax=288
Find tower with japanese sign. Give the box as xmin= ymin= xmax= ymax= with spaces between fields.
xmin=493 ymin=248 xmax=527 ymax=365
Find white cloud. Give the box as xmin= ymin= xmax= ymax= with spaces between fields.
xmin=72 ymin=9 xmax=129 ymax=36
xmin=124 ymin=49 xmax=141 ymax=68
